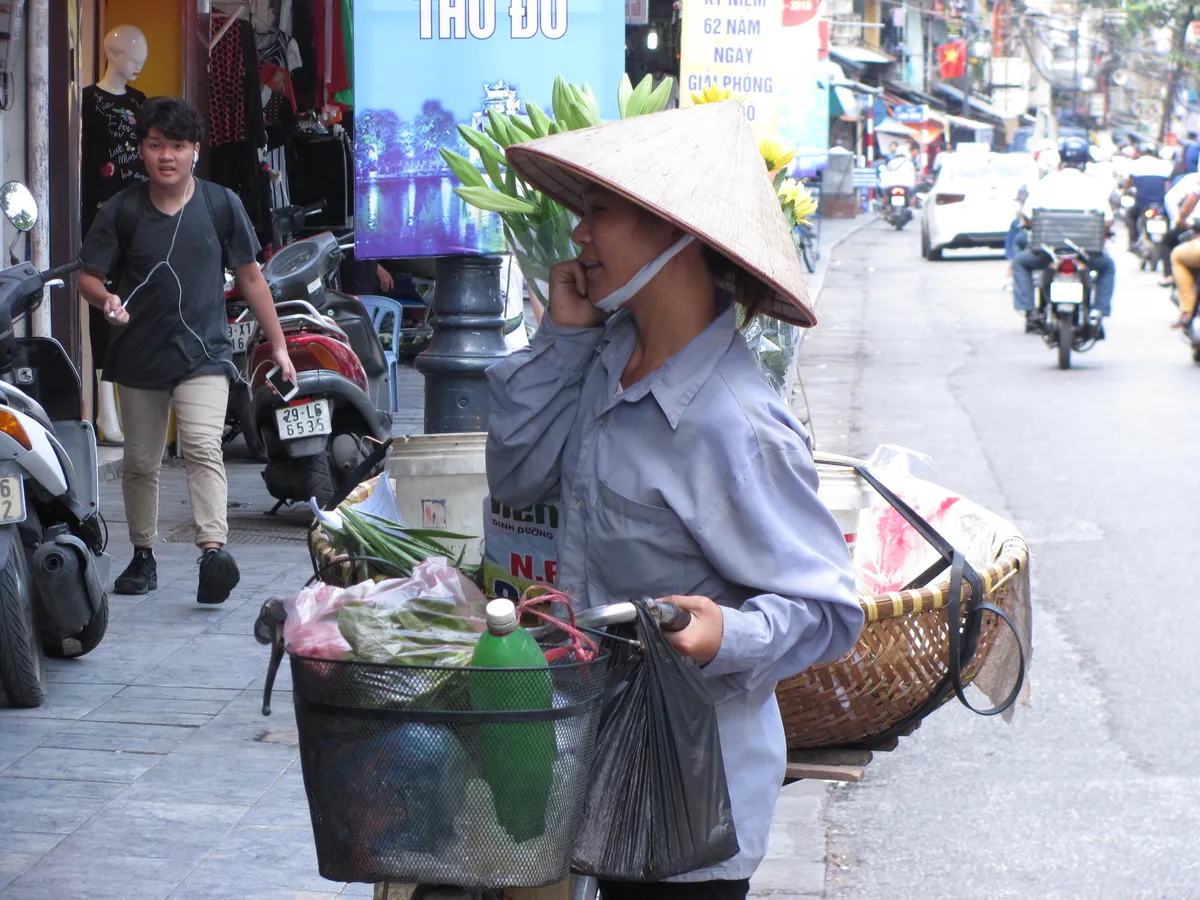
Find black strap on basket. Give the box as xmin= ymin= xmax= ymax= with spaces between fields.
xmin=823 ymin=460 xmax=1027 ymax=747
xmin=255 ymin=555 xmax=412 ymax=716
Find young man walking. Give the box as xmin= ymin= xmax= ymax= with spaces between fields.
xmin=78 ymin=96 xmax=297 ymax=604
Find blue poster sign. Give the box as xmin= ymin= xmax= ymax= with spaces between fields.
xmin=895 ymin=104 xmax=926 ymax=124
xmin=354 ymin=0 xmax=624 ymax=259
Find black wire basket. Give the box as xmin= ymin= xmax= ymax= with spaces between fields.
xmin=258 ymin=605 xmax=609 ymax=888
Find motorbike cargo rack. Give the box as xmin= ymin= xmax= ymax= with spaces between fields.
xmin=1030 ymin=209 xmax=1106 ymax=255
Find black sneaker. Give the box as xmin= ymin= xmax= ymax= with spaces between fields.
xmin=197 ymin=547 xmax=240 ymax=605
xmin=114 ymin=548 xmax=157 ymax=595
xmin=1024 ymin=310 xmax=1044 ymax=334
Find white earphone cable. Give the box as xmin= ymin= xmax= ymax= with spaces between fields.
xmin=117 ymin=170 xmax=240 ymax=382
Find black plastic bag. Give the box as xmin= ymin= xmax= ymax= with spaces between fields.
xmin=572 ymin=599 xmax=739 ymax=881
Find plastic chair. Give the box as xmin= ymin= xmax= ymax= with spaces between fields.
xmin=358 ymin=295 xmax=415 ymax=412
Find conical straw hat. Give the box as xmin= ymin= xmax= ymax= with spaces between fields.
xmin=505 ymin=101 xmax=816 ymax=327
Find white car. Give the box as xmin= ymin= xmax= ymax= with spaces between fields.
xmin=920 ymin=152 xmax=1037 ymax=260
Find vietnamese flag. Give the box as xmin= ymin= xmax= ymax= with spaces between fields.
xmin=937 ymin=40 xmax=967 ymax=80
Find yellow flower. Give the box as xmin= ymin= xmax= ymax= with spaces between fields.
xmin=759 ymin=136 xmax=796 ymax=172
xmin=691 ymin=85 xmax=741 ymax=105
xmin=777 ymin=178 xmax=819 ymax=224
xmin=777 ymin=177 xmax=803 ymax=205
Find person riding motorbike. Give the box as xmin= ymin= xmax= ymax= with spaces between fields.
xmin=1169 ymin=184 xmax=1200 ymax=329
xmin=1123 ymin=141 xmax=1174 ymax=250
xmin=1012 ymin=136 xmax=1115 ymax=334
xmin=1161 ymin=171 xmax=1200 ymax=287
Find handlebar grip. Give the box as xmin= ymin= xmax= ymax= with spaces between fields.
xmin=656 ymin=602 xmax=692 ymax=633
xmin=42 ymin=260 xmax=81 ymax=282
xmin=304 ymin=201 xmax=327 ymax=215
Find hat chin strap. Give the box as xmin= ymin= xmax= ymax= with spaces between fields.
xmin=594 ymin=235 xmax=695 ymax=313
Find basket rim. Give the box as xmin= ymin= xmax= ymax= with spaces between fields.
xmin=859 ymin=535 xmax=1028 ymax=622
xmin=285 ymin=646 xmax=611 ymax=673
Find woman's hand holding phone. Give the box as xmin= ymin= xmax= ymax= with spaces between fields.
xmin=548 ymin=259 xmax=604 ymax=328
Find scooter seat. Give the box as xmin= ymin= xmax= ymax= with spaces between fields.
xmin=326 ymin=293 xmax=389 ymax=378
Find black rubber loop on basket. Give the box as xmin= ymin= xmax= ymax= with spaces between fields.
xmin=300 ymin=699 xmax=595 ymax=724
xmin=322 ymin=437 xmax=394 ymax=511
xmin=819 ymin=460 xmax=1027 ymax=733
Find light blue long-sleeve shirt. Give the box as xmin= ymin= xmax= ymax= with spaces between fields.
xmin=486 ymin=304 xmax=864 ymax=881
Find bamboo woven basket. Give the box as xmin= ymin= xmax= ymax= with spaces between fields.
xmin=307 ymin=475 xmax=392 ymax=587
xmin=775 ymin=535 xmax=1028 ymax=750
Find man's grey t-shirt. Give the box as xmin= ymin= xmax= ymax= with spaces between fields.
xmin=79 ymin=182 xmax=260 ymax=390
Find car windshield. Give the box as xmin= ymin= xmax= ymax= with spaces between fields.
xmin=941 ymin=154 xmax=1032 ymax=185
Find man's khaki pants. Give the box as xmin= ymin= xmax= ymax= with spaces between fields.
xmin=1171 ymin=238 xmax=1200 ymax=316
xmin=118 ymin=375 xmax=229 ymax=547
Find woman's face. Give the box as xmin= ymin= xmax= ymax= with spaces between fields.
xmin=572 ymin=187 xmax=675 ymax=303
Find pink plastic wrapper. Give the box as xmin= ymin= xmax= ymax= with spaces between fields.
xmin=853 ymin=446 xmax=1004 ymax=596
xmin=281 ymin=558 xmax=487 ymax=663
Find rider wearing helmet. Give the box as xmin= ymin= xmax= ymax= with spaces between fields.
xmin=1124 ymin=140 xmax=1175 ymax=249
xmin=1012 ymin=136 xmax=1116 ymax=334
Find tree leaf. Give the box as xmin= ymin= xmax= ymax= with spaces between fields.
xmin=645 ymin=77 xmax=674 ymax=114
xmin=439 ymin=148 xmax=487 ymax=188
xmin=618 ymin=73 xmax=634 ymax=118
xmin=455 ymin=186 xmax=540 ymax=215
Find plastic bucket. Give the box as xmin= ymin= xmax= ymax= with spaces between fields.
xmin=387 ymin=433 xmax=488 ymax=564
xmin=815 ymin=459 xmax=876 ymax=558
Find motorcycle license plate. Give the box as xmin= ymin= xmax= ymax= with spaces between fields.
xmin=228 ymin=321 xmax=255 ymax=353
xmin=275 ymin=400 xmax=332 ymax=440
xmin=1147 ymin=219 xmax=1169 ymax=236
xmin=1050 ymin=281 xmax=1084 ymax=305
xmin=0 ymin=475 xmax=27 ymax=524
xmin=890 ymin=195 xmax=906 ymax=206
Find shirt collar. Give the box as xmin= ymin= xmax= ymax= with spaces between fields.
xmin=597 ymin=301 xmax=737 ymax=429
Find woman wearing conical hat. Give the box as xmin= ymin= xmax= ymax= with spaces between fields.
xmin=488 ymin=102 xmax=864 ymax=897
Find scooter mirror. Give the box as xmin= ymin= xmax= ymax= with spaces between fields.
xmin=0 ymin=182 xmax=37 ymax=232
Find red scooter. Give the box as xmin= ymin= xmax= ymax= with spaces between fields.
xmin=248 ymin=227 xmax=392 ymax=509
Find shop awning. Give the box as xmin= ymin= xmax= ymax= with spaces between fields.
xmin=830 ymin=85 xmax=860 ymax=120
xmin=830 ymin=45 xmax=895 ymax=69
xmin=933 ymin=84 xmax=1008 ymax=123
xmin=948 ymin=113 xmax=994 ymax=132
xmin=884 ymin=81 xmax=942 ymax=108
xmin=875 ymin=116 xmax=919 ymax=136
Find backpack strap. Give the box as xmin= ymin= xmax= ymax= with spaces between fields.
xmin=197 ymin=178 xmax=236 ymax=267
xmin=107 ymin=184 xmax=145 ymax=288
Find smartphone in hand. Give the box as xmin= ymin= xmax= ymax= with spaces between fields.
xmin=265 ymin=365 xmax=299 ymax=401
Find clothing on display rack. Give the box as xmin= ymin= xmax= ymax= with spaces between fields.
xmin=209 ymin=9 xmax=272 ymax=244
xmin=81 ymin=84 xmax=148 ymax=236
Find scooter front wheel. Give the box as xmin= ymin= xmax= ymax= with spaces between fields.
xmin=0 ymin=531 xmax=45 ymax=708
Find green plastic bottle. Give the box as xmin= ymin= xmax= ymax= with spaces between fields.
xmin=469 ymin=598 xmax=556 ymax=843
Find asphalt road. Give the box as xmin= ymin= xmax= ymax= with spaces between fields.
xmin=806 ymin=219 xmax=1200 ymax=900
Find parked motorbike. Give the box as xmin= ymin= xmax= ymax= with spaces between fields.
xmin=222 ymin=272 xmax=265 ymax=460
xmin=1031 ymin=210 xmax=1106 ymax=370
xmin=883 ymin=185 xmax=913 ymax=230
xmin=249 ymin=223 xmax=393 ymax=509
xmin=0 ymin=183 xmax=111 ymax=708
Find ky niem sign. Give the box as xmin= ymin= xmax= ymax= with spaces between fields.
xmin=681 ymin=0 xmax=785 ymax=135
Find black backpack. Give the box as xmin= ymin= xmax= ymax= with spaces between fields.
xmin=106 ymin=179 xmax=235 ymax=288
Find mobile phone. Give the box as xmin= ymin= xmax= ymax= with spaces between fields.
xmin=266 ymin=365 xmax=299 ymax=401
